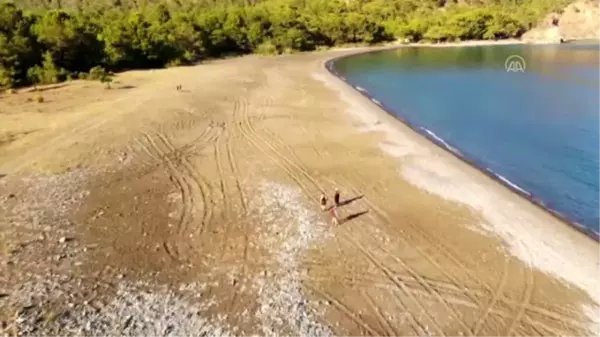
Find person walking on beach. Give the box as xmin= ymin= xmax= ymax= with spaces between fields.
xmin=319 ymin=193 xmax=328 ymax=211
xmin=334 ymin=189 xmax=340 ymax=206
xmin=330 ymin=206 xmax=339 ymax=226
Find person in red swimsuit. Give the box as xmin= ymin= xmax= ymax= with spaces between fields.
xmin=329 ymin=206 xmax=339 ymax=226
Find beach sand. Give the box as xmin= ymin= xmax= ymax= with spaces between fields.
xmin=0 ymin=47 xmax=598 ymax=336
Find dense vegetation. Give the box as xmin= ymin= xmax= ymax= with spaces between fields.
xmin=1 ymin=0 xmax=571 ymax=88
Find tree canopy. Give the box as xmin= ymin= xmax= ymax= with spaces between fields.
xmin=0 ymin=0 xmax=571 ymax=88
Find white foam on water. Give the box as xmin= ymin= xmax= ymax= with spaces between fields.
xmin=314 ymin=68 xmax=600 ymax=334
xmin=495 ymin=173 xmax=531 ymax=196
xmin=422 ymin=128 xmax=461 ymax=155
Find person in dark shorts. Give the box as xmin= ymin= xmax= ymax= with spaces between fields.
xmin=319 ymin=193 xmax=328 ymax=211
xmin=334 ymin=189 xmax=340 ymax=206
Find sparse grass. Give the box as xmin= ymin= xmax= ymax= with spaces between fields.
xmin=41 ymin=308 xmax=61 ymax=325
xmin=36 ymin=95 xmax=44 ymax=103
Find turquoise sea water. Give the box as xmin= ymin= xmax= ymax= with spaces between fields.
xmin=333 ymin=43 xmax=600 ymax=235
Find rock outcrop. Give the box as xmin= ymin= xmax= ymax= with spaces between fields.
xmin=522 ymin=0 xmax=600 ymax=43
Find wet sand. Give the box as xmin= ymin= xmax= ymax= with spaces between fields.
xmin=0 ymin=48 xmax=598 ymax=336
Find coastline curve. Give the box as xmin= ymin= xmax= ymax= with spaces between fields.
xmin=323 ymin=49 xmax=600 ymax=243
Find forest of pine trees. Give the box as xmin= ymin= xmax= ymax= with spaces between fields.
xmin=0 ymin=0 xmax=571 ymax=88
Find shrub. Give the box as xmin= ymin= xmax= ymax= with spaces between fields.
xmin=255 ymin=41 xmax=279 ymax=55
xmin=88 ymin=66 xmax=108 ymax=81
xmin=88 ymin=66 xmax=114 ymax=88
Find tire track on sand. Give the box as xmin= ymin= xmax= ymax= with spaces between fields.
xmin=225 ymin=133 xmax=247 ymax=214
xmin=339 ymin=231 xmax=446 ymax=336
xmin=213 ymin=130 xmax=230 ymax=221
xmin=154 ymin=132 xmax=214 ymax=236
xmin=305 ymin=284 xmax=381 ymax=336
xmin=231 ymin=90 xmax=313 ymax=290
xmin=138 ymin=132 xmax=195 ymax=261
xmin=222 ymin=126 xmax=251 ymax=276
xmin=232 ymin=93 xmax=314 ymax=197
xmin=245 ymin=69 xmax=327 ymax=195
xmin=212 ymin=129 xmax=237 ymax=273
xmin=135 ymin=129 xmax=215 ymax=261
xmin=369 ymin=232 xmax=475 ymax=336
xmin=308 ymin=270 xmax=590 ymax=334
xmin=472 ymin=255 xmax=510 ymax=335
xmin=214 ymin=127 xmax=249 ymax=300
xmin=342 ymin=177 xmax=498 ymax=332
xmin=132 ymin=124 xmax=213 ymax=168
xmin=337 ymin=175 xmax=496 ymax=315
xmin=362 ymin=289 xmax=401 ymax=336
xmin=126 ymin=141 xmax=156 ymax=167
xmin=505 ymin=240 xmax=535 ymax=336
xmin=335 ymin=172 xmax=590 ymax=331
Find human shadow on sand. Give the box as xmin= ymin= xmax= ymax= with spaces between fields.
xmin=30 ymin=83 xmax=69 ymax=93
xmin=338 ymin=195 xmax=364 ymax=207
xmin=323 ymin=195 xmax=364 ymax=212
xmin=341 ymin=210 xmax=369 ymax=224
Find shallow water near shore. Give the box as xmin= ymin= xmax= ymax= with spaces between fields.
xmin=333 ymin=43 xmax=600 ymax=234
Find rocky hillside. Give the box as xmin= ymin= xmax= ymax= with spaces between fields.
xmin=523 ymin=0 xmax=600 ymax=42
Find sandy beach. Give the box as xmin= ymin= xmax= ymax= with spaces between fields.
xmin=0 ymin=46 xmax=598 ymax=336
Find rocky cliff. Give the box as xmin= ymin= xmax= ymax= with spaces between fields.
xmin=522 ymin=0 xmax=600 ymax=43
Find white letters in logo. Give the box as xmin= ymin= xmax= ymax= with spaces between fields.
xmin=505 ymin=55 xmax=526 ymax=73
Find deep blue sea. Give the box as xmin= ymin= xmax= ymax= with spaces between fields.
xmin=333 ymin=42 xmax=600 ymax=234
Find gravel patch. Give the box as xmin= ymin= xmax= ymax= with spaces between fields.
xmin=5 ymin=277 xmax=232 ymax=336
xmin=251 ymin=180 xmax=333 ymax=337
xmin=0 ymin=169 xmax=91 ymax=231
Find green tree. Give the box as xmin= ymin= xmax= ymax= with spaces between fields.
xmin=0 ymin=0 xmax=574 ymax=89
xmin=33 ymin=10 xmax=104 ymax=73
xmin=0 ymin=3 xmax=41 ymax=88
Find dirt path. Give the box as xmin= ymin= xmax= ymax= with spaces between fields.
xmin=0 ymin=51 xmax=598 ymax=336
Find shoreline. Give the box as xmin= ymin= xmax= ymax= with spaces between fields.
xmin=322 ymin=45 xmax=600 ymax=243
xmin=316 ymin=48 xmax=600 ymax=328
